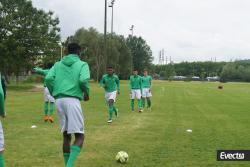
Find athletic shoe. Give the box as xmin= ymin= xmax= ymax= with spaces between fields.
xmin=107 ymin=120 xmax=112 ymax=123
xmin=115 ymin=109 xmax=119 ymax=117
xmin=132 ymin=110 xmax=135 ymax=112
xmin=139 ymin=109 xmax=143 ymax=113
xmin=44 ymin=116 xmax=49 ymax=122
xmin=49 ymin=116 xmax=54 ymax=123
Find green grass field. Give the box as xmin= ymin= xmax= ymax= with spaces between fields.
xmin=2 ymin=81 xmax=250 ymax=167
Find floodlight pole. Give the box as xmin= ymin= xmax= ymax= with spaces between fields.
xmin=104 ymin=0 xmax=108 ymax=69
xmin=130 ymin=25 xmax=134 ymax=36
xmin=58 ymin=42 xmax=63 ymax=60
xmin=109 ymin=0 xmax=115 ymax=34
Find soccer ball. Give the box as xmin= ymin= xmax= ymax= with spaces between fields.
xmin=115 ymin=151 xmax=129 ymax=163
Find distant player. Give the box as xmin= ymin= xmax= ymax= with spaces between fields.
xmin=45 ymin=43 xmax=90 ymax=167
xmin=33 ymin=67 xmax=55 ymax=123
xmin=100 ymin=66 xmax=120 ymax=123
xmin=129 ymin=69 xmax=143 ymax=112
xmin=142 ymin=70 xmax=152 ymax=110
xmin=0 ymin=73 xmax=6 ymax=167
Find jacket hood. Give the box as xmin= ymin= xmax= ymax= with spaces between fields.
xmin=61 ymin=54 xmax=80 ymax=66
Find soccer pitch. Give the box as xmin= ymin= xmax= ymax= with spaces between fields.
xmin=3 ymin=81 xmax=250 ymax=167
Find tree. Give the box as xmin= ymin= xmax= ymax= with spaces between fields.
xmin=126 ymin=35 xmax=153 ymax=73
xmin=0 ymin=0 xmax=60 ymax=82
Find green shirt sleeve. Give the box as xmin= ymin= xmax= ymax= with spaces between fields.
xmin=1 ymin=76 xmax=6 ymax=99
xmin=34 ymin=67 xmax=49 ymax=76
xmin=115 ymin=75 xmax=120 ymax=91
xmin=0 ymin=74 xmax=5 ymax=117
xmin=139 ymin=76 xmax=142 ymax=90
xmin=45 ymin=65 xmax=56 ymax=95
xmin=79 ymin=63 xmax=90 ymax=97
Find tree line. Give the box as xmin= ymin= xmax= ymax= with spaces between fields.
xmin=151 ymin=60 xmax=250 ymax=82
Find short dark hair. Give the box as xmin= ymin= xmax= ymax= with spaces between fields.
xmin=107 ymin=66 xmax=113 ymax=69
xmin=67 ymin=43 xmax=81 ymax=54
xmin=133 ymin=69 xmax=138 ymax=72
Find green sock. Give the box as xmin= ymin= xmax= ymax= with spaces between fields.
xmin=63 ymin=153 xmax=70 ymax=166
xmin=0 ymin=154 xmax=4 ymax=167
xmin=49 ymin=102 xmax=55 ymax=115
xmin=108 ymin=105 xmax=113 ymax=120
xmin=131 ymin=99 xmax=135 ymax=111
xmin=138 ymin=99 xmax=143 ymax=109
xmin=147 ymin=99 xmax=151 ymax=108
xmin=142 ymin=98 xmax=145 ymax=108
xmin=113 ymin=106 xmax=117 ymax=113
xmin=44 ymin=102 xmax=49 ymax=115
xmin=66 ymin=146 xmax=81 ymax=167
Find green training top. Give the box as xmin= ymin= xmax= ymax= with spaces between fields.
xmin=34 ymin=67 xmax=49 ymax=87
xmin=129 ymin=75 xmax=142 ymax=90
xmin=100 ymin=74 xmax=120 ymax=93
xmin=142 ymin=75 xmax=152 ymax=88
xmin=45 ymin=54 xmax=90 ymax=100
xmin=0 ymin=73 xmax=5 ymax=117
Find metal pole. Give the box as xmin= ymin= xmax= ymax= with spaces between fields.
xmin=104 ymin=0 xmax=107 ymax=68
xmin=111 ymin=5 xmax=114 ymax=34
xmin=130 ymin=25 xmax=134 ymax=36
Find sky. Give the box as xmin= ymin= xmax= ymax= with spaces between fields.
xmin=32 ymin=0 xmax=250 ymax=63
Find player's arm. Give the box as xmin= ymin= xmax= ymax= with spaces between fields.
xmin=150 ymin=76 xmax=153 ymax=91
xmin=45 ymin=65 xmax=56 ymax=95
xmin=1 ymin=77 xmax=6 ymax=99
xmin=0 ymin=80 xmax=5 ymax=118
xmin=33 ymin=67 xmax=49 ymax=76
xmin=115 ymin=76 xmax=120 ymax=94
xmin=79 ymin=63 xmax=90 ymax=101
xmin=0 ymin=93 xmax=5 ymax=118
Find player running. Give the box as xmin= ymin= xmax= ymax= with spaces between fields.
xmin=0 ymin=73 xmax=6 ymax=167
xmin=33 ymin=67 xmax=55 ymax=123
xmin=45 ymin=43 xmax=90 ymax=167
xmin=141 ymin=70 xmax=152 ymax=110
xmin=129 ymin=69 xmax=143 ymax=112
xmin=100 ymin=66 xmax=120 ymax=123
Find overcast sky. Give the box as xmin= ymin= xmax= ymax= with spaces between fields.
xmin=32 ymin=0 xmax=250 ymax=63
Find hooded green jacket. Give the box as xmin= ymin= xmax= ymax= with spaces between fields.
xmin=45 ymin=54 xmax=90 ymax=100
xmin=0 ymin=73 xmax=5 ymax=117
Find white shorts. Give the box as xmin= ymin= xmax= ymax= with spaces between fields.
xmin=130 ymin=89 xmax=142 ymax=100
xmin=0 ymin=121 xmax=4 ymax=151
xmin=44 ymin=87 xmax=55 ymax=103
xmin=105 ymin=91 xmax=117 ymax=102
xmin=56 ymin=98 xmax=84 ymax=134
xmin=142 ymin=88 xmax=152 ymax=98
